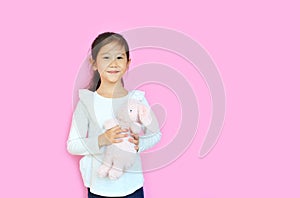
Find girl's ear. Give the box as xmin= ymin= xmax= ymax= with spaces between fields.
xmin=126 ymin=58 xmax=131 ymax=71
xmin=89 ymin=57 xmax=97 ymax=71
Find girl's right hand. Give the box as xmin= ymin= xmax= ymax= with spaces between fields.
xmin=98 ymin=126 xmax=128 ymax=146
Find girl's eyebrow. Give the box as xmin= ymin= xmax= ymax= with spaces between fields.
xmin=99 ymin=52 xmax=126 ymax=55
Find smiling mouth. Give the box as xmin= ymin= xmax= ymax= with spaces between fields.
xmin=107 ymin=71 xmax=120 ymax=74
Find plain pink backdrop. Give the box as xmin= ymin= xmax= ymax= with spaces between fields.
xmin=0 ymin=0 xmax=299 ymax=197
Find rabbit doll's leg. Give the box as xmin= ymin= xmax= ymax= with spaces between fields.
xmin=108 ymin=151 xmax=137 ymax=180
xmin=98 ymin=151 xmax=113 ymax=178
xmin=108 ymin=160 xmax=125 ymax=180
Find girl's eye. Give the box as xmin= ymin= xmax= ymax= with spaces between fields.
xmin=103 ymin=57 xmax=110 ymax=59
xmin=117 ymin=56 xmax=124 ymax=59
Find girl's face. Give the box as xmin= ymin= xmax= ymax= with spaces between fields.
xmin=92 ymin=41 xmax=130 ymax=84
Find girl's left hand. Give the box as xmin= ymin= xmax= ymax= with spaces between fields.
xmin=128 ymin=132 xmax=139 ymax=151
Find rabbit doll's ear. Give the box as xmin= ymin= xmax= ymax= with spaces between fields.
xmin=138 ymin=104 xmax=152 ymax=126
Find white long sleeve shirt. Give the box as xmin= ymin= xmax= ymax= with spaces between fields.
xmin=67 ymin=89 xmax=162 ymax=197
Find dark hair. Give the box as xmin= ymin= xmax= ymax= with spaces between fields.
xmin=86 ymin=32 xmax=130 ymax=91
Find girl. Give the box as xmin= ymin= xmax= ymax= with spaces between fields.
xmin=67 ymin=32 xmax=162 ymax=198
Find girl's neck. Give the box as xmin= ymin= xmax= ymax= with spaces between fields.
xmin=96 ymin=81 xmax=128 ymax=98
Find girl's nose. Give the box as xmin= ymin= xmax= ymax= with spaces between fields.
xmin=109 ymin=58 xmax=118 ymax=67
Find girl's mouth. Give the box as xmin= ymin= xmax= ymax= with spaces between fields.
xmin=107 ymin=71 xmax=120 ymax=74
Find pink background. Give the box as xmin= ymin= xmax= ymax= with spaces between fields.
xmin=1 ymin=0 xmax=299 ymax=197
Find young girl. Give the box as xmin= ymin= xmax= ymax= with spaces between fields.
xmin=67 ymin=32 xmax=162 ymax=198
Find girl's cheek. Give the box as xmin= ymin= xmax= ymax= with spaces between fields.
xmin=99 ymin=67 xmax=108 ymax=75
xmin=116 ymin=59 xmax=127 ymax=66
xmin=98 ymin=62 xmax=109 ymax=71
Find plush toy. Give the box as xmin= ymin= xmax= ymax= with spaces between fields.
xmin=98 ymin=99 xmax=152 ymax=180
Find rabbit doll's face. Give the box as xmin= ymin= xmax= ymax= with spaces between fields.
xmin=116 ymin=100 xmax=139 ymax=123
xmin=117 ymin=99 xmax=152 ymax=126
xmin=127 ymin=103 xmax=139 ymax=122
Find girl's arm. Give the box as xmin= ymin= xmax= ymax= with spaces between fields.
xmin=138 ymin=131 xmax=162 ymax=153
xmin=67 ymin=101 xmax=104 ymax=155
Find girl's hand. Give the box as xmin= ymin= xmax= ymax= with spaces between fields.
xmin=98 ymin=126 xmax=128 ymax=146
xmin=129 ymin=132 xmax=140 ymax=151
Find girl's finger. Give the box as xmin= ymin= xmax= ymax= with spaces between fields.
xmin=128 ymin=138 xmax=138 ymax=145
xmin=113 ymin=138 xmax=123 ymax=143
xmin=109 ymin=125 xmax=121 ymax=131
xmin=114 ymin=127 xmax=128 ymax=134
xmin=130 ymin=133 xmax=139 ymax=140
xmin=134 ymin=145 xmax=139 ymax=151
xmin=115 ymin=133 xmax=128 ymax=139
xmin=111 ymin=126 xmax=122 ymax=132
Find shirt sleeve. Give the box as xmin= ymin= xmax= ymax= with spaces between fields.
xmin=138 ymin=94 xmax=162 ymax=153
xmin=67 ymin=100 xmax=104 ymax=155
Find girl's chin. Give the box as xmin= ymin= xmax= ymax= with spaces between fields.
xmin=102 ymin=78 xmax=122 ymax=84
